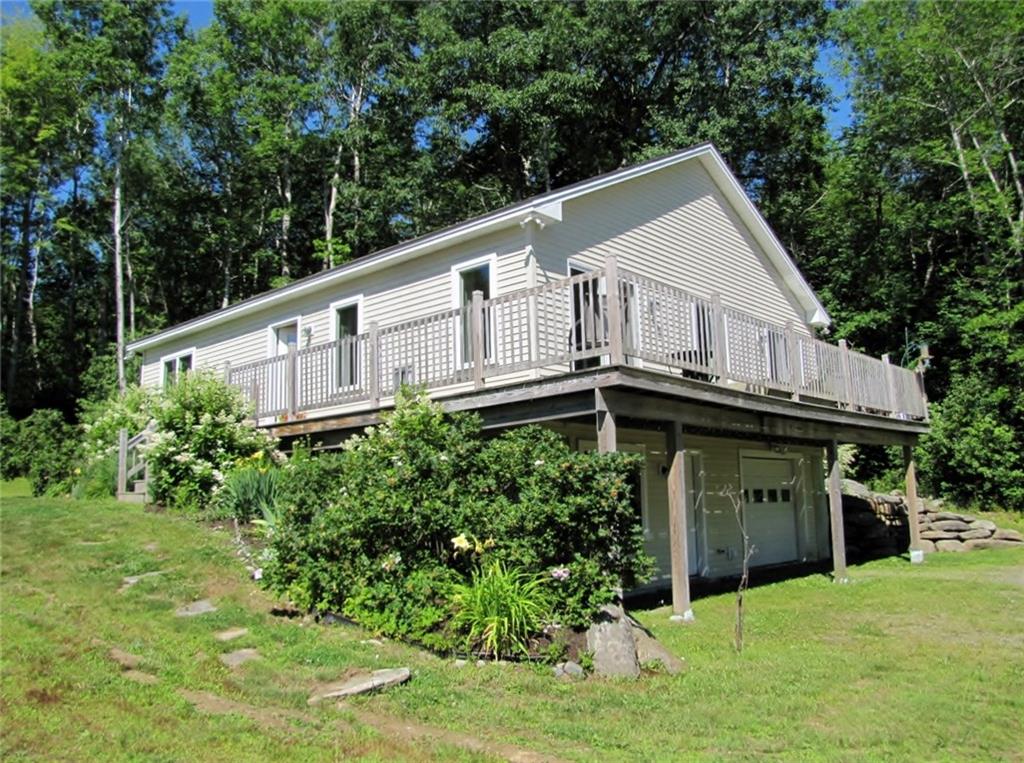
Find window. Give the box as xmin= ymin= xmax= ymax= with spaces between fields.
xmin=162 ymin=351 xmax=193 ymax=385
xmin=273 ymin=321 xmax=298 ymax=356
xmin=334 ymin=303 xmax=360 ymax=387
xmin=453 ymin=258 xmax=494 ymax=363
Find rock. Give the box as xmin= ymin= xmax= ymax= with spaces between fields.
xmin=109 ymin=648 xmax=141 ymax=670
xmin=959 ymin=529 xmax=992 ymax=540
xmin=219 ymin=648 xmax=260 ymax=668
xmin=631 ymin=623 xmax=685 ymax=675
xmin=586 ymin=606 xmax=640 ymax=679
xmin=319 ymin=612 xmax=358 ymax=627
xmin=841 ymin=480 xmax=874 ymax=501
xmin=119 ymin=570 xmax=169 ymax=591
xmin=929 ymin=520 xmax=972 ymax=533
xmin=935 ymin=539 xmax=967 ymax=552
xmin=875 ymin=493 xmax=903 ymax=505
xmin=453 ymin=659 xmax=467 ymax=668
xmin=918 ymin=539 xmax=936 ymax=553
xmin=968 ymin=519 xmax=997 ymax=532
xmin=844 ymin=511 xmax=879 ymax=527
xmin=175 ymin=599 xmax=217 ymax=617
xmin=965 ymin=538 xmax=1024 ymax=550
xmin=307 ymin=668 xmax=411 ymax=704
xmin=934 ymin=511 xmax=976 ymax=523
xmin=359 ymin=638 xmax=384 ymax=646
xmin=993 ymin=528 xmax=1024 ymax=542
xmin=552 ymin=663 xmax=565 ymax=679
xmin=214 ymin=627 xmax=248 ymax=642
xmin=475 ymin=659 xmax=486 ymax=667
xmin=122 ymin=670 xmax=159 ymax=685
xmin=563 ymin=661 xmax=585 ymax=678
xmin=920 ymin=530 xmax=959 ymax=540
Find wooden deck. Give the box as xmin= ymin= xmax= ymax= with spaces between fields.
xmin=225 ymin=257 xmax=928 ymax=440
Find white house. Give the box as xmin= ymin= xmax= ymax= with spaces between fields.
xmin=125 ymin=143 xmax=930 ymax=615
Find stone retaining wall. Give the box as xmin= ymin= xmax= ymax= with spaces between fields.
xmin=841 ymin=480 xmax=1023 ymax=557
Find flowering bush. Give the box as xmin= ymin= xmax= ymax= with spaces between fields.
xmin=144 ymin=372 xmax=279 ymax=512
xmin=78 ymin=385 xmax=158 ymax=462
xmin=263 ymin=390 xmax=651 ymax=651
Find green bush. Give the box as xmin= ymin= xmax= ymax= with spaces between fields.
xmin=71 ymin=451 xmax=119 ymax=499
xmin=263 ymin=390 xmax=651 ymax=651
xmin=0 ymin=399 xmax=22 ymax=480
xmin=79 ymin=384 xmax=157 ymax=462
xmin=451 ymin=560 xmax=551 ymax=659
xmin=13 ymin=409 xmax=80 ymax=496
xmin=216 ymin=461 xmax=281 ymax=521
xmin=145 ymin=372 xmax=279 ymax=512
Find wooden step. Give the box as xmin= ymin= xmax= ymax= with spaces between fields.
xmin=117 ymin=492 xmax=146 ymax=504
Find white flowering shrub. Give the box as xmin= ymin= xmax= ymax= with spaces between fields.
xmin=79 ymin=385 xmax=158 ymax=461
xmin=144 ymin=372 xmax=279 ymax=512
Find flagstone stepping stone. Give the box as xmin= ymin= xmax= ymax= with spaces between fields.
xmin=175 ymin=599 xmax=217 ymax=617
xmin=119 ymin=570 xmax=170 ymax=592
xmin=214 ymin=627 xmax=249 ymax=642
xmin=123 ymin=669 xmax=159 ymax=685
xmin=109 ymin=647 xmax=142 ymax=670
xmin=143 ymin=542 xmax=160 ymax=553
xmin=307 ymin=668 xmax=411 ymax=704
xmin=219 ymin=648 xmax=260 ymax=668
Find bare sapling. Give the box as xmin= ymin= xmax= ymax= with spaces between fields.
xmin=718 ymin=485 xmax=755 ymax=653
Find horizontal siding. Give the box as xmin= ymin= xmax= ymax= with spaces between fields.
xmin=534 ymin=160 xmax=810 ymax=333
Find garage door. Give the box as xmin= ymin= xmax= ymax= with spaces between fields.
xmin=741 ymin=457 xmax=799 ymax=567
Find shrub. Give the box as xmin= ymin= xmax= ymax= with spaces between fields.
xmin=79 ymin=384 xmax=157 ymax=462
xmin=0 ymin=399 xmax=22 ymax=480
xmin=14 ymin=409 xmax=81 ymax=496
xmin=217 ymin=462 xmax=281 ymax=521
xmin=144 ymin=372 xmax=279 ymax=512
xmin=263 ymin=390 xmax=651 ymax=649
xmin=451 ymin=561 xmax=551 ymax=659
xmin=71 ymin=451 xmax=119 ymax=499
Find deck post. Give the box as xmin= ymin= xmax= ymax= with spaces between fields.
xmin=471 ymin=290 xmax=485 ymax=389
xmin=367 ymin=321 xmax=380 ymax=407
xmin=117 ymin=427 xmax=128 ymax=498
xmin=903 ymin=445 xmax=924 ymax=563
xmin=839 ymin=339 xmax=855 ymax=409
xmin=882 ymin=353 xmax=898 ymax=416
xmin=826 ymin=440 xmax=849 ymax=583
xmin=667 ymin=421 xmax=694 ymax=622
xmin=710 ymin=294 xmax=728 ymax=384
xmin=605 ymin=256 xmax=624 ymax=366
xmin=916 ymin=368 xmax=930 ymax=422
xmin=785 ymin=321 xmax=802 ymax=401
xmin=223 ymin=360 xmax=231 ymax=385
xmin=594 ymin=388 xmax=617 ymax=453
xmin=286 ymin=342 xmax=298 ymax=417
xmin=250 ymin=378 xmax=260 ymax=419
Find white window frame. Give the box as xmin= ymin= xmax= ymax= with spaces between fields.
xmin=328 ymin=295 xmax=364 ymax=390
xmin=451 ymin=253 xmax=498 ymax=366
xmin=266 ymin=315 xmax=303 ymax=358
xmin=159 ymin=347 xmax=196 ymax=387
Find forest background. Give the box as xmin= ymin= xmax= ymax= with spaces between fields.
xmin=1 ymin=0 xmax=1021 ymax=509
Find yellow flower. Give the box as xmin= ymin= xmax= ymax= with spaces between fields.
xmin=451 ymin=533 xmax=471 ymax=552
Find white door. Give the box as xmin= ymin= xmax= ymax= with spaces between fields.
xmin=741 ymin=457 xmax=799 ymax=567
xmin=275 ymin=322 xmax=298 ymax=356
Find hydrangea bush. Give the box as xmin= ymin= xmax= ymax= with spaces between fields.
xmin=143 ymin=372 xmax=279 ymax=512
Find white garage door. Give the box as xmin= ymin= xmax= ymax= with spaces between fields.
xmin=741 ymin=457 xmax=799 ymax=567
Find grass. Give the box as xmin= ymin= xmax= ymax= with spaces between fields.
xmin=2 ymin=491 xmax=1022 ymax=762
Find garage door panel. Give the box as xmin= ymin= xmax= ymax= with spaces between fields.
xmin=742 ymin=457 xmax=799 ymax=567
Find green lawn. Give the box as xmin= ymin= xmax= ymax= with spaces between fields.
xmin=2 ymin=493 xmax=1022 ymax=762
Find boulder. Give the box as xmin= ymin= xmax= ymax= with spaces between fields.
xmin=959 ymin=529 xmax=993 ymax=541
xmin=992 ymin=529 xmax=1024 ymax=543
xmin=585 ymin=605 xmax=640 ymax=679
xmin=935 ymin=539 xmax=967 ymax=553
xmin=920 ymin=530 xmax=959 ymax=540
xmin=968 ymin=519 xmax=997 ymax=532
xmin=965 ymin=538 xmax=1024 ymax=550
xmin=629 ymin=618 xmax=685 ymax=675
xmin=934 ymin=511 xmax=976 ymax=523
xmin=918 ymin=539 xmax=936 ymax=553
xmin=929 ymin=520 xmax=973 ymax=533
xmin=841 ymin=480 xmax=874 ymax=501
xmin=875 ymin=493 xmax=903 ymax=505
xmin=307 ymin=668 xmax=411 ymax=704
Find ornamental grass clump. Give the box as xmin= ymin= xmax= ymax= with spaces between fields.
xmin=451 ymin=560 xmax=551 ymax=660
xmin=218 ymin=460 xmax=281 ymax=522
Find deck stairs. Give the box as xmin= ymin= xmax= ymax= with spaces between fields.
xmin=116 ymin=426 xmax=153 ymax=504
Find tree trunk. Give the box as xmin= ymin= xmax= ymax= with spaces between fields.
xmin=6 ymin=195 xmax=34 ymax=397
xmin=323 ymin=141 xmax=344 ymax=269
xmin=113 ymin=137 xmax=126 ymax=396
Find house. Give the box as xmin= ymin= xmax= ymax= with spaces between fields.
xmin=124 ymin=143 xmax=930 ymax=619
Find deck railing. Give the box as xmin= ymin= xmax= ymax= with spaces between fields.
xmin=226 ymin=258 xmax=929 ymax=423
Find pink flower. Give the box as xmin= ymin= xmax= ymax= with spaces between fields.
xmin=551 ymin=567 xmax=570 ymax=581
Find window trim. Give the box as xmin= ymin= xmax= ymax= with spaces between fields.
xmin=159 ymin=347 xmax=197 ymax=387
xmin=328 ymin=295 xmax=364 ymax=342
xmin=266 ymin=315 xmax=303 ymax=358
xmin=451 ymin=253 xmax=498 ymax=366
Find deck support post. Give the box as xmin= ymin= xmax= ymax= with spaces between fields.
xmin=903 ymin=445 xmax=924 ymax=563
xmin=710 ymin=294 xmax=728 ymax=384
xmin=605 ymin=255 xmax=624 ymax=366
xmin=117 ymin=427 xmax=128 ymax=498
xmin=667 ymin=421 xmax=694 ymax=622
xmin=595 ymin=388 xmax=617 ymax=453
xmin=785 ymin=321 xmax=802 ymax=401
xmin=471 ymin=289 xmax=485 ymax=390
xmin=223 ymin=360 xmax=231 ymax=385
xmin=826 ymin=440 xmax=849 ymax=583
xmin=367 ymin=321 xmax=380 ymax=407
xmin=286 ymin=342 xmax=298 ymax=417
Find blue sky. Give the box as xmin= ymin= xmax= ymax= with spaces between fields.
xmin=3 ymin=0 xmax=853 ymax=137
